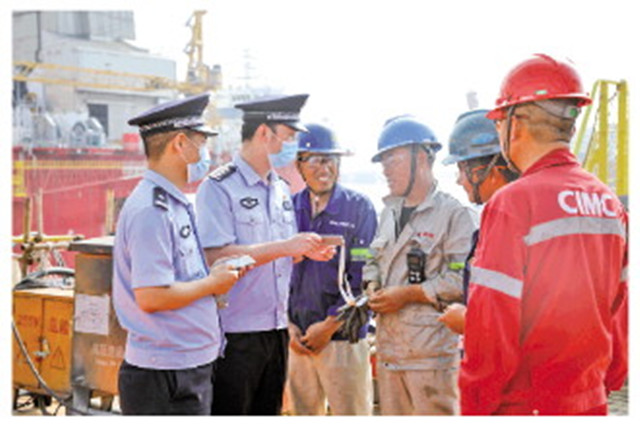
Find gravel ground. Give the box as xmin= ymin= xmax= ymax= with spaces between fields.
xmin=14 ymin=381 xmax=628 ymax=416
xmin=608 ymin=381 xmax=629 ymax=416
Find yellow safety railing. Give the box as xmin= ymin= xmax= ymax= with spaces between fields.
xmin=572 ymin=80 xmax=628 ymax=204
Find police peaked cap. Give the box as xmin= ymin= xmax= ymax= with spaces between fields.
xmin=235 ymin=94 xmax=309 ymax=132
xmin=128 ymin=93 xmax=218 ymax=138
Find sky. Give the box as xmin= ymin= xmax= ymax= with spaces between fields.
xmin=2 ymin=0 xmax=639 ymax=421
xmin=129 ymin=0 xmax=639 ymax=207
xmin=4 ymin=0 xmax=638 ymax=206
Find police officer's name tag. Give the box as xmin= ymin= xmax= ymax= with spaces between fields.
xmin=240 ymin=197 xmax=259 ymax=209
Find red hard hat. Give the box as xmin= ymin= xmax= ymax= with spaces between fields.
xmin=487 ymin=53 xmax=592 ymax=120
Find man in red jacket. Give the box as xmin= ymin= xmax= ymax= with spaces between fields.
xmin=459 ymin=53 xmax=628 ymax=415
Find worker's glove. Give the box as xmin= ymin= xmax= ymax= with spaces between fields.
xmin=336 ymin=294 xmax=370 ymax=344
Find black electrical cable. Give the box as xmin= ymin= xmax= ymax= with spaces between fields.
xmin=402 ymin=144 xmax=419 ymax=198
xmin=11 ymin=320 xmax=90 ymax=415
xmin=503 ymin=105 xmax=522 ymax=175
xmin=463 ymin=153 xmax=501 ymax=205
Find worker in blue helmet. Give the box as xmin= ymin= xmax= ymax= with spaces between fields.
xmin=442 ymin=109 xmax=520 ymax=205
xmin=438 ymin=110 xmax=520 ymax=335
xmin=371 ymin=115 xmax=442 ymax=198
xmin=362 ymin=115 xmax=477 ymax=415
xmin=285 ymin=123 xmax=377 ymax=415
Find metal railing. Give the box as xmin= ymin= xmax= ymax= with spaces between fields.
xmin=572 ymin=79 xmax=628 ymax=205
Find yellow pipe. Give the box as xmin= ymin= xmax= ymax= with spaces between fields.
xmin=12 ymin=75 xmax=167 ymax=93
xmin=594 ymin=81 xmax=609 ymax=182
xmin=14 ymin=60 xmax=177 ymax=82
xmin=617 ymin=80 xmax=628 ymax=199
xmin=574 ymin=80 xmax=599 ymax=160
xmin=12 ymin=233 xmax=84 ymax=244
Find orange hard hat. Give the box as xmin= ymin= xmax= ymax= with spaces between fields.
xmin=486 ymin=54 xmax=592 ymax=120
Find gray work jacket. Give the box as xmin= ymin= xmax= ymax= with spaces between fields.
xmin=363 ymin=183 xmax=478 ymax=370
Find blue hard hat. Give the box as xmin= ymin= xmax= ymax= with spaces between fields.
xmin=297 ymin=123 xmax=351 ymax=155
xmin=442 ymin=109 xmax=501 ymax=165
xmin=371 ymin=116 xmax=441 ymax=163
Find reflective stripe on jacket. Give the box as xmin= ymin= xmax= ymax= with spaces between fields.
xmin=363 ymin=182 xmax=478 ymax=369
xmin=460 ymin=148 xmax=628 ymax=415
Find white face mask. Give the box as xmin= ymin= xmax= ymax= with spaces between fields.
xmin=181 ymin=140 xmax=211 ymax=183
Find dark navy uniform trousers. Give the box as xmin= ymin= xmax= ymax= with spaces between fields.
xmin=118 ymin=359 xmax=216 ymax=415
xmin=211 ymin=329 xmax=289 ymax=415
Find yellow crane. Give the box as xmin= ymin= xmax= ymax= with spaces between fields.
xmin=184 ymin=10 xmax=215 ymax=92
xmin=13 ymin=61 xmax=178 ymax=92
xmin=13 ymin=11 xmax=219 ymax=95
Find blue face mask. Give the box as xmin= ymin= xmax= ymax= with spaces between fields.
xmin=186 ymin=144 xmax=211 ymax=183
xmin=269 ymin=140 xmax=299 ymax=168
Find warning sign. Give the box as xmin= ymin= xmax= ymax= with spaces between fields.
xmin=48 ymin=317 xmax=70 ymax=336
xmin=49 ymin=347 xmax=66 ymax=370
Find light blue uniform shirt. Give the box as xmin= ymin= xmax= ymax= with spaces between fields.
xmin=112 ymin=169 xmax=223 ymax=369
xmin=195 ymin=154 xmax=297 ymax=333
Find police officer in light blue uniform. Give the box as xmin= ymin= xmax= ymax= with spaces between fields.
xmin=196 ymin=94 xmax=335 ymax=415
xmin=112 ymin=93 xmax=244 ymax=415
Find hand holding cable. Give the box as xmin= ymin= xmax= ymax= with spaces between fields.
xmin=334 ymin=237 xmax=370 ymax=343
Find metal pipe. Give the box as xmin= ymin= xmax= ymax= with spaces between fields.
xmin=12 ymin=233 xmax=84 ymax=244
xmin=20 ymin=241 xmax=71 ymax=252
xmin=573 ymin=80 xmax=599 ymax=162
xmin=617 ymin=80 xmax=628 ymax=200
xmin=35 ymin=11 xmax=42 ymax=63
xmin=105 ymin=189 xmax=115 ymax=235
xmin=22 ymin=196 xmax=32 ymax=244
xmin=37 ymin=188 xmax=44 ymax=235
xmin=597 ymin=81 xmax=609 ymax=184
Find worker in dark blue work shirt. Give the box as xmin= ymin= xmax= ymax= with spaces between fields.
xmin=285 ymin=123 xmax=378 ymax=415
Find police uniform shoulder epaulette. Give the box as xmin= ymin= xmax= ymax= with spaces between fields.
xmin=208 ymin=162 xmax=237 ymax=182
xmin=153 ymin=186 xmax=169 ymax=210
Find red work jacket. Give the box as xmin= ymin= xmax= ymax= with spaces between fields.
xmin=460 ymin=148 xmax=628 ymax=415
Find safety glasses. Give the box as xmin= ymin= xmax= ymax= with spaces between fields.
xmin=298 ymin=154 xmax=340 ymax=168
